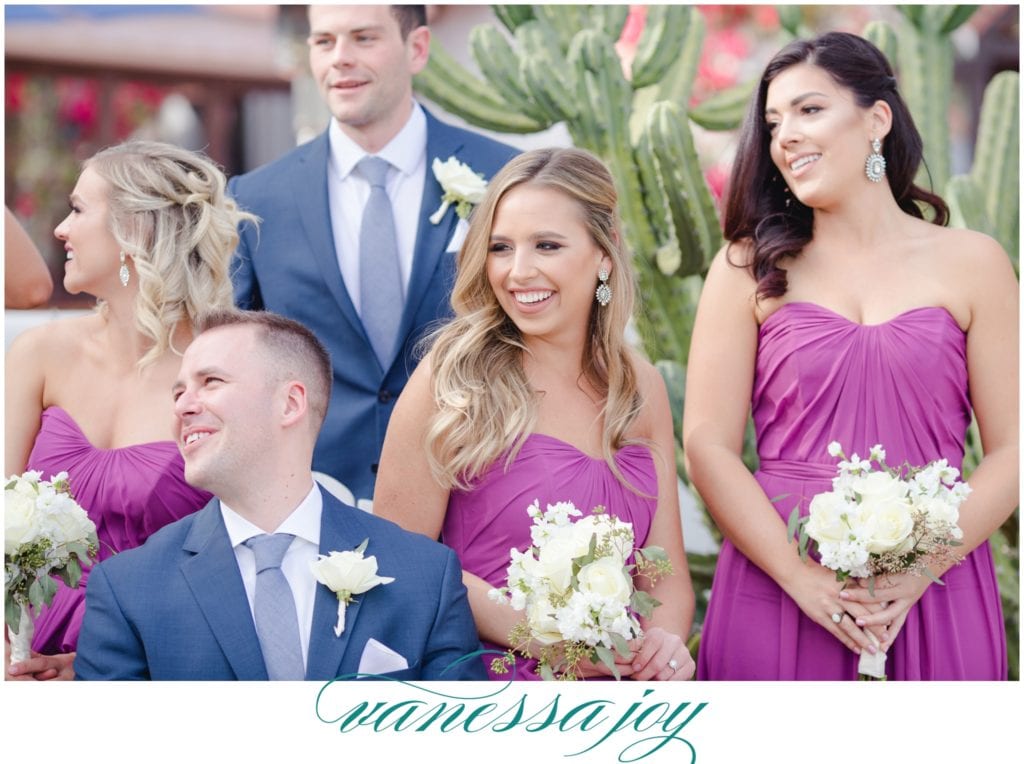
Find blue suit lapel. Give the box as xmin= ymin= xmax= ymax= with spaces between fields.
xmin=305 ymin=493 xmax=371 ymax=680
xmin=290 ymin=131 xmax=369 ymax=348
xmin=179 ymin=499 xmax=268 ymax=680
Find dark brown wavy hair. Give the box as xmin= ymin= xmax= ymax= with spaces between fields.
xmin=722 ymin=31 xmax=950 ymax=299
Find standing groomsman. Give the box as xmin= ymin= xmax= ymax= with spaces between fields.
xmin=229 ymin=5 xmax=518 ymax=504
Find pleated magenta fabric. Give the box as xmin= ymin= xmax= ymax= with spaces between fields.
xmin=26 ymin=406 xmax=211 ymax=654
xmin=699 ymin=303 xmax=1006 ymax=680
xmin=445 ymin=433 xmax=658 ymax=680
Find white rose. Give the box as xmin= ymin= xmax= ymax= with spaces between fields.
xmin=535 ymin=533 xmax=587 ymax=594
xmin=805 ymin=491 xmax=855 ymax=546
xmin=310 ymin=550 xmax=394 ymax=596
xmin=853 ymin=471 xmax=907 ymax=505
xmin=432 ymin=157 xmax=488 ymax=203
xmin=859 ymin=496 xmax=915 ymax=554
xmin=526 ymin=597 xmax=564 ymax=645
xmin=5 ymin=488 xmax=40 ymax=555
xmin=576 ymin=557 xmax=632 ymax=609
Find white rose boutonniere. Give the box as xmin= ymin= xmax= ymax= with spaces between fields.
xmin=429 ymin=156 xmax=488 ymax=224
xmin=310 ymin=539 xmax=395 ymax=637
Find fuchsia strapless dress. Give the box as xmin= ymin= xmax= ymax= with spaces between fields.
xmin=25 ymin=407 xmax=211 ymax=655
xmin=698 ymin=303 xmax=1006 ymax=680
xmin=444 ymin=432 xmax=659 ymax=680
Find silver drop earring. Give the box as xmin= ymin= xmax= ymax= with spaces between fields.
xmin=865 ymin=138 xmax=886 ymax=183
xmin=119 ymin=251 xmax=130 ymax=287
xmin=595 ymin=268 xmax=612 ymax=306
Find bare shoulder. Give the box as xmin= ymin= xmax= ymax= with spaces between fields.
xmin=628 ymin=351 xmax=672 ymax=437
xmin=922 ymin=225 xmax=1012 ymax=274
xmin=7 ymin=313 xmax=96 ymax=362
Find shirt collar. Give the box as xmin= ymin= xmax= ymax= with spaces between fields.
xmin=220 ymin=482 xmax=323 ymax=550
xmin=328 ymin=100 xmax=427 ymax=180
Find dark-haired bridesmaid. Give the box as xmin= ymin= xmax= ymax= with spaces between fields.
xmin=683 ymin=32 xmax=1016 ymax=680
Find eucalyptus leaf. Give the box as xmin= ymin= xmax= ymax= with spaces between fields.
xmin=923 ymin=568 xmax=946 ymax=586
xmin=786 ymin=506 xmax=801 ymax=541
xmin=354 ymin=539 xmax=369 ymax=555
xmin=28 ymin=577 xmax=44 ymax=608
xmin=540 ymin=663 xmax=557 ymax=681
xmin=6 ymin=598 xmax=22 ymax=633
xmin=40 ymin=575 xmax=58 ymax=604
xmin=611 ymin=631 xmax=631 ymax=658
xmin=631 ymin=589 xmax=661 ymax=619
xmin=638 ymin=545 xmax=669 ymax=562
xmin=594 ymin=644 xmax=620 ymax=680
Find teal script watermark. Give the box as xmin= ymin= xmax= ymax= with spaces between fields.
xmin=315 ymin=679 xmax=708 ymax=762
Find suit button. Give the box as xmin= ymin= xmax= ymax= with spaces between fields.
xmin=378 ymin=390 xmax=392 ymax=403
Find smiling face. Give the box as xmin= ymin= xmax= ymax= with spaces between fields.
xmin=172 ymin=325 xmax=280 ymax=497
xmin=53 ymin=166 xmax=121 ymax=296
xmin=485 ymin=183 xmax=610 ymax=347
xmin=765 ymin=62 xmax=883 ymax=209
xmin=307 ymin=4 xmax=429 ymax=151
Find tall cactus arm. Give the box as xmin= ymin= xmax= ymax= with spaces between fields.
xmin=469 ymin=24 xmax=550 ymax=123
xmin=688 ymin=79 xmax=756 ymax=132
xmin=491 ymin=4 xmax=535 ymax=34
xmin=936 ymin=5 xmax=980 ymax=34
xmin=631 ymin=5 xmax=699 ymax=90
xmin=570 ymin=30 xmax=654 ymax=267
xmin=588 ymin=4 xmax=629 ymax=39
xmin=414 ymin=39 xmax=549 ymax=133
xmin=896 ymin=5 xmax=979 ymax=192
xmin=862 ymin=20 xmax=899 ymax=67
xmin=645 ymin=102 xmax=722 ymax=278
xmin=946 ymin=175 xmax=996 ymax=238
xmin=651 ymin=6 xmax=705 ymax=109
xmin=970 ymin=70 xmax=1019 ymax=261
xmin=516 ymin=21 xmax=578 ymax=123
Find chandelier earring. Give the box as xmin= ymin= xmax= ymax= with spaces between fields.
xmin=595 ymin=268 xmax=612 ymax=307
xmin=118 ymin=251 xmax=130 ymax=287
xmin=865 ymin=138 xmax=886 ymax=183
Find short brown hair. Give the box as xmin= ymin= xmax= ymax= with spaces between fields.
xmin=390 ymin=5 xmax=426 ymax=38
xmin=198 ymin=309 xmax=332 ymax=431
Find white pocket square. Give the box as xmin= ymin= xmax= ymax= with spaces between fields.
xmin=445 ymin=218 xmax=469 ymax=253
xmin=357 ymin=638 xmax=409 ymax=674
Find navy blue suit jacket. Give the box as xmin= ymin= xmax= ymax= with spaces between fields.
xmin=75 ymin=490 xmax=486 ymax=681
xmin=228 ymin=110 xmax=518 ymax=502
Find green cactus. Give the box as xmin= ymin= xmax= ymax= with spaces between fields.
xmin=967 ymin=70 xmax=1019 ymax=266
xmin=895 ymin=5 xmax=976 ymax=194
xmin=862 ymin=19 xmax=899 ymax=65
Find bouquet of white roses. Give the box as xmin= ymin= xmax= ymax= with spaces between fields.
xmin=788 ymin=442 xmax=966 ymax=678
xmin=488 ymin=500 xmax=672 ymax=680
xmin=5 ymin=471 xmax=98 ymax=665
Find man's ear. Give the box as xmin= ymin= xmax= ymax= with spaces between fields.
xmin=280 ymin=380 xmax=309 ymax=429
xmin=407 ymin=26 xmax=431 ymax=76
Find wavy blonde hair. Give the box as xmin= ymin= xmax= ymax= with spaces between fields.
xmin=425 ymin=147 xmax=642 ymax=491
xmin=86 ymin=140 xmax=257 ymax=366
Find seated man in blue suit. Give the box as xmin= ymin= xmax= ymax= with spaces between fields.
xmin=229 ymin=5 xmax=519 ymax=507
xmin=75 ymin=310 xmax=485 ymax=681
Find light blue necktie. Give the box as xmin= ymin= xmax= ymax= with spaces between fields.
xmin=358 ymin=155 xmax=403 ymax=368
xmin=244 ymin=533 xmax=305 ymax=681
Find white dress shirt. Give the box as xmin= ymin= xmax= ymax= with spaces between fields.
xmin=221 ymin=483 xmax=322 ymax=671
xmin=326 ymin=102 xmax=428 ymax=314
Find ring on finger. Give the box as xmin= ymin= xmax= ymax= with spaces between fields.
xmin=831 ymin=611 xmax=843 ymax=624
xmin=668 ymin=658 xmax=679 ymax=671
